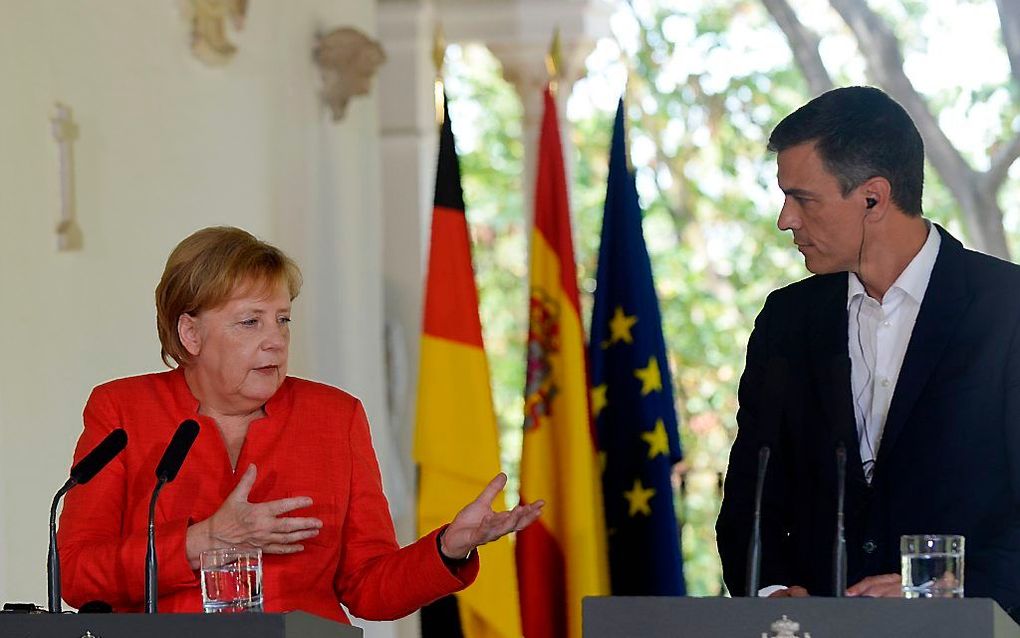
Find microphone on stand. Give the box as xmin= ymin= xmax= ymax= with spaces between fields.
xmin=48 ymin=428 xmax=128 ymax=613
xmin=833 ymin=442 xmax=848 ymax=597
xmin=745 ymin=445 xmax=771 ymax=597
xmin=145 ymin=419 xmax=200 ymax=614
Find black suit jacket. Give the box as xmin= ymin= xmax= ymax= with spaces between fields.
xmin=717 ymin=226 xmax=1020 ymax=614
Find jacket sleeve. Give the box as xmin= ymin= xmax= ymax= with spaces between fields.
xmin=333 ymin=401 xmax=478 ymax=620
xmin=57 ymin=386 xmax=198 ymax=610
xmin=716 ymin=293 xmax=795 ymax=595
xmin=1006 ymin=311 xmax=1020 ymax=505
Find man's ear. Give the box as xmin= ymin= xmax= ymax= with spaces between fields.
xmin=178 ymin=313 xmax=202 ymax=357
xmin=860 ymin=177 xmax=892 ymax=220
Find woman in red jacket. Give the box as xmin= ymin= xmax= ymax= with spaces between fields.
xmin=57 ymin=226 xmax=542 ymax=622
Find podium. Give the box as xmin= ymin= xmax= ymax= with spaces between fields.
xmin=584 ymin=596 xmax=1020 ymax=637
xmin=0 ymin=611 xmax=363 ymax=637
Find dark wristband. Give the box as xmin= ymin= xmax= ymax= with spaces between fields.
xmin=437 ymin=529 xmax=473 ymax=569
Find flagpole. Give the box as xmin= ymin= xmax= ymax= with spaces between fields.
xmin=546 ymin=27 xmax=562 ymax=97
xmin=432 ymin=25 xmax=446 ymax=126
xmin=619 ymin=48 xmax=639 ymax=174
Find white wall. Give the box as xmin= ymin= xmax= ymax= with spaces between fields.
xmin=0 ymin=3 xmax=410 ymax=635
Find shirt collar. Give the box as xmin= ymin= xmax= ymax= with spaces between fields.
xmin=847 ymin=221 xmax=941 ymax=308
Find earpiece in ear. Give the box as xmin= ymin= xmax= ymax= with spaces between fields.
xmin=865 ymin=197 xmax=877 ymax=210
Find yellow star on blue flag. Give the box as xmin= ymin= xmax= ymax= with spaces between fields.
xmin=634 ymin=356 xmax=662 ymax=395
xmin=641 ymin=420 xmax=670 ymax=459
xmin=591 ymin=384 xmax=608 ymax=418
xmin=624 ymin=479 xmax=656 ymax=517
xmin=609 ymin=307 xmax=638 ymax=344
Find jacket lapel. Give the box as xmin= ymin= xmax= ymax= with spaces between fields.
xmin=807 ymin=274 xmax=866 ymax=485
xmin=873 ymin=226 xmax=970 ymax=479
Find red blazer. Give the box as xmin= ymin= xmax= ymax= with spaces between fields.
xmin=58 ymin=368 xmax=477 ymax=622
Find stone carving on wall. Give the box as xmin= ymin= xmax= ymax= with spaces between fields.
xmin=184 ymin=0 xmax=248 ymax=66
xmin=313 ymin=27 xmax=387 ymax=121
xmin=50 ymin=103 xmax=83 ymax=252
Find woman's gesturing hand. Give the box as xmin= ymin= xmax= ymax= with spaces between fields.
xmin=439 ymin=473 xmax=544 ymax=560
xmin=186 ymin=464 xmax=322 ymax=567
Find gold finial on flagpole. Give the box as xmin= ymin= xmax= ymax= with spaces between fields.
xmin=433 ymin=24 xmax=447 ymax=126
xmin=545 ymin=27 xmax=563 ymax=97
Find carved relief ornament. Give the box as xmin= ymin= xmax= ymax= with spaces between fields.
xmin=185 ymin=0 xmax=248 ymax=66
xmin=313 ymin=27 xmax=387 ymax=121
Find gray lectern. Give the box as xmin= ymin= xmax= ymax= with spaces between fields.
xmin=0 ymin=611 xmax=363 ymax=638
xmin=584 ymin=596 xmax=1020 ymax=637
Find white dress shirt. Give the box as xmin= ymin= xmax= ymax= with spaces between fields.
xmin=847 ymin=223 xmax=940 ymax=482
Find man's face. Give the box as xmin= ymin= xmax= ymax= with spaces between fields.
xmin=776 ymin=142 xmax=864 ymax=274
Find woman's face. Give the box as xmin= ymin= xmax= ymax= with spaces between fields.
xmin=181 ymin=278 xmax=291 ymax=412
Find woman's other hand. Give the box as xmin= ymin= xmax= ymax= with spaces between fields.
xmin=439 ymin=473 xmax=544 ymax=560
xmin=186 ymin=463 xmax=322 ymax=567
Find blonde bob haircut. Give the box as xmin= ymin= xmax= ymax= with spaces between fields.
xmin=155 ymin=226 xmax=303 ymax=368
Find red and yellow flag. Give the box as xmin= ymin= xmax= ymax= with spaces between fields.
xmin=517 ymin=87 xmax=609 ymax=638
xmin=415 ymin=96 xmax=522 ymax=638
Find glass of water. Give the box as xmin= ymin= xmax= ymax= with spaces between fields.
xmin=900 ymin=534 xmax=964 ymax=598
xmin=200 ymin=547 xmax=264 ymax=613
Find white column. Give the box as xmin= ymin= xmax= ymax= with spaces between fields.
xmin=487 ymin=40 xmax=592 ymax=223
xmin=376 ymin=3 xmax=440 ymax=637
xmin=439 ymin=0 xmax=609 ymax=220
xmin=378 ymin=0 xmax=437 ymax=532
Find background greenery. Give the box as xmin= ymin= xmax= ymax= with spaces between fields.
xmin=443 ymin=0 xmax=1019 ymax=596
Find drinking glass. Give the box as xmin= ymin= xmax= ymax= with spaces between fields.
xmin=200 ymin=547 xmax=264 ymax=613
xmin=900 ymin=534 xmax=964 ymax=598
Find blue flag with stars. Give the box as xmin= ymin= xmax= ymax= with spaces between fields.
xmin=589 ymin=99 xmax=685 ymax=595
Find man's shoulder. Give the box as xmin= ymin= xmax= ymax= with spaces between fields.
xmin=958 ymin=245 xmax=1020 ymax=291
xmin=763 ymin=272 xmax=845 ymax=312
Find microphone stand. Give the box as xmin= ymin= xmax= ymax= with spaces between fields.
xmin=745 ymin=446 xmax=770 ymax=597
xmin=145 ymin=477 xmax=168 ymax=614
xmin=46 ymin=428 xmax=127 ymax=614
xmin=833 ymin=444 xmax=848 ymax=597
xmin=143 ymin=419 xmax=199 ymax=614
xmin=47 ymin=478 xmax=77 ymax=613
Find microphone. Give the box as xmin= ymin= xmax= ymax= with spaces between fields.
xmin=69 ymin=429 xmax=129 ymax=485
xmin=833 ymin=443 xmax=848 ymax=597
xmin=48 ymin=428 xmax=127 ymax=613
xmin=145 ymin=419 xmax=200 ymax=613
xmin=745 ymin=445 xmax=770 ymax=597
xmin=154 ymin=419 xmax=200 ymax=483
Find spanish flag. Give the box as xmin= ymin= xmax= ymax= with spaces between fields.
xmin=415 ymin=96 xmax=522 ymax=638
xmin=517 ymin=87 xmax=610 ymax=638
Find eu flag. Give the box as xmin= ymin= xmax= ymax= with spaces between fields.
xmin=589 ymin=99 xmax=686 ymax=595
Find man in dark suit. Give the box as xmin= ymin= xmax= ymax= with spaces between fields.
xmin=717 ymin=86 xmax=1020 ymax=614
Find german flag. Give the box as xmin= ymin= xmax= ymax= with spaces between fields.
xmin=415 ymin=95 xmax=522 ymax=638
xmin=517 ymin=87 xmax=609 ymax=638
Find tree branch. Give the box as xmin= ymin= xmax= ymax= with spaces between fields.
xmin=995 ymin=0 xmax=1020 ymax=86
xmin=759 ymin=0 xmax=834 ymax=96
xmin=827 ymin=0 xmax=974 ymax=186
xmin=985 ymin=129 xmax=1020 ymax=193
xmin=988 ymin=0 xmax=1020 ymax=193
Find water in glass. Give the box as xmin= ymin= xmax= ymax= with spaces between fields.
xmin=900 ymin=535 xmax=964 ymax=598
xmin=200 ymin=548 xmax=264 ymax=613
